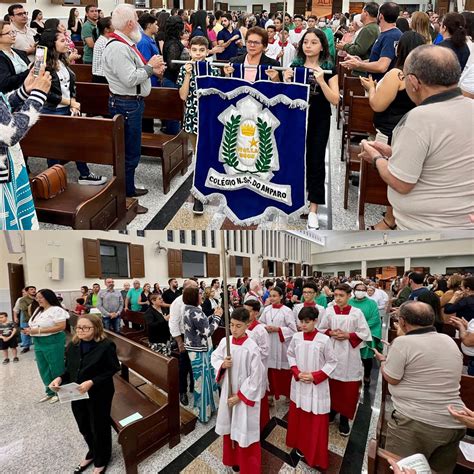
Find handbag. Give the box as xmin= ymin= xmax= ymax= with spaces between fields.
xmin=31 ymin=165 xmax=68 ymax=199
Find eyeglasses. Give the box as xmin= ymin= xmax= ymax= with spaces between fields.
xmin=14 ymin=12 xmax=28 ymax=16
xmin=0 ymin=31 xmax=16 ymax=37
xmin=76 ymin=326 xmax=93 ymax=332
xmin=247 ymin=40 xmax=262 ymax=46
xmin=399 ymin=71 xmax=419 ymax=82
xmin=302 ymin=290 xmax=315 ymax=294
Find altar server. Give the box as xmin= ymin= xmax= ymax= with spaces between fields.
xmin=286 ymin=306 xmax=338 ymax=469
xmin=212 ymin=308 xmax=265 ymax=474
xmin=259 ymin=286 xmax=297 ymax=400
xmin=244 ymin=299 xmax=270 ymax=431
xmin=317 ymin=283 xmax=372 ymax=436
xmin=293 ymin=281 xmax=326 ymax=328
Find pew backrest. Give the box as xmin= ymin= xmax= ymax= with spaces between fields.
xmin=70 ymin=64 xmax=93 ymax=83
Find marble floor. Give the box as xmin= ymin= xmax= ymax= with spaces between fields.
xmin=0 ymin=331 xmax=385 ymax=474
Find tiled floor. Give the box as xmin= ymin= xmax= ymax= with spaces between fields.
xmin=1 ymin=346 xmax=382 ymax=473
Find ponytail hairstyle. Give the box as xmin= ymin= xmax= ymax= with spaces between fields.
xmin=442 ymin=12 xmax=467 ymax=49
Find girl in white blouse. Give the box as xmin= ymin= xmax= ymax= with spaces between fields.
xmin=24 ymin=289 xmax=69 ymax=403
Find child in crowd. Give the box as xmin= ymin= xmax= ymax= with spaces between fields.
xmin=177 ymin=36 xmax=220 ymax=215
xmin=211 ymin=307 xmax=265 ymax=473
xmin=277 ymin=28 xmax=297 ymax=68
xmin=318 ymin=284 xmax=372 ymax=436
xmin=244 ymin=299 xmax=271 ymax=431
xmin=293 ymin=281 xmax=326 ymax=328
xmin=75 ymin=297 xmax=87 ymax=315
xmin=259 ymin=286 xmax=297 ymax=402
xmin=286 ymin=306 xmax=337 ymax=469
xmin=0 ymin=312 xmax=19 ymax=364
xmin=265 ymin=25 xmax=280 ymax=59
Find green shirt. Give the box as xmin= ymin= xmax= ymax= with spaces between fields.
xmin=127 ymin=288 xmax=142 ymax=312
xmin=91 ymin=293 xmax=98 ymax=308
xmin=321 ymin=27 xmax=336 ymax=63
xmin=343 ymin=22 xmax=380 ymax=61
xmin=315 ymin=294 xmax=328 ymax=308
xmin=81 ymin=20 xmax=98 ymax=64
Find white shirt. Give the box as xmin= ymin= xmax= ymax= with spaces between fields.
xmin=265 ymin=41 xmax=280 ymax=60
xmin=368 ymin=288 xmax=389 ymax=312
xmin=169 ymin=295 xmax=185 ymax=337
xmin=462 ymin=319 xmax=474 ymax=357
xmin=289 ymin=29 xmax=306 ymax=48
xmin=92 ymin=35 xmax=109 ymax=77
xmin=28 ymin=306 xmax=69 ymax=336
xmin=57 ymin=62 xmax=71 ymax=108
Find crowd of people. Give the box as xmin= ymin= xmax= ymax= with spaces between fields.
xmin=0 ymin=3 xmax=472 ymax=230
xmin=3 ymin=269 xmax=474 ymax=472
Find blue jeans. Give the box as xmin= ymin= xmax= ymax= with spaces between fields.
xmin=71 ymin=34 xmax=82 ymax=42
xmin=160 ymin=78 xmax=181 ymax=136
xmin=20 ymin=311 xmax=31 ymax=348
xmin=109 ymin=95 xmax=145 ymax=197
xmin=103 ymin=316 xmax=121 ymax=333
xmin=42 ymin=106 xmax=91 ymax=176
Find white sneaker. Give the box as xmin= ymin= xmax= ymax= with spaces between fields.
xmin=78 ymin=173 xmax=107 ymax=186
xmin=39 ymin=395 xmax=53 ymax=403
xmin=48 ymin=395 xmax=59 ymax=404
xmin=307 ymin=212 xmax=319 ymax=230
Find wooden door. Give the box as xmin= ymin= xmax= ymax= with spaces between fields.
xmin=83 ymin=238 xmax=101 ymax=278
xmin=242 ymin=257 xmax=251 ymax=277
xmin=295 ymin=263 xmax=302 ymax=277
xmin=262 ymin=260 xmax=269 ymax=277
xmin=8 ymin=263 xmax=24 ymax=316
xmin=168 ymin=249 xmax=183 ymax=278
xmin=207 ymin=253 xmax=221 ymax=278
xmin=276 ymin=261 xmax=283 ymax=276
xmin=129 ymin=244 xmax=145 ymax=278
xmin=229 ymin=255 xmax=236 ymax=277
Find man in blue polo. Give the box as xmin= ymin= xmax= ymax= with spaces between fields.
xmin=216 ymin=13 xmax=243 ymax=62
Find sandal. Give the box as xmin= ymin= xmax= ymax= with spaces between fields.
xmin=74 ymin=460 xmax=93 ymax=473
xmin=366 ymin=218 xmax=397 ymax=231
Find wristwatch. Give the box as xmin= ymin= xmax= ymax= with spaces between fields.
xmin=372 ymin=155 xmax=387 ymax=169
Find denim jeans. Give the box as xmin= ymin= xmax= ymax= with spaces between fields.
xmin=468 ymin=357 xmax=474 ymax=376
xmin=42 ymin=106 xmax=91 ymax=176
xmin=20 ymin=311 xmax=31 ymax=348
xmin=71 ymin=34 xmax=82 ymax=42
xmin=160 ymin=78 xmax=181 ymax=136
xmin=103 ymin=316 xmax=121 ymax=333
xmin=109 ymin=95 xmax=145 ymax=197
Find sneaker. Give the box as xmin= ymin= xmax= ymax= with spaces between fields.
xmin=329 ymin=410 xmax=337 ymax=424
xmin=339 ymin=417 xmax=351 ymax=437
xmin=2 ymin=358 xmax=9 ymax=365
xmin=307 ymin=212 xmax=319 ymax=230
xmin=193 ymin=198 xmax=204 ymax=215
xmin=49 ymin=395 xmax=59 ymax=404
xmin=180 ymin=393 xmax=189 ymax=406
xmin=13 ymin=357 xmax=19 ymax=363
xmin=39 ymin=395 xmax=53 ymax=403
xmin=78 ymin=173 xmax=107 ymax=186
xmin=20 ymin=347 xmax=30 ymax=354
xmin=295 ymin=449 xmax=305 ymax=458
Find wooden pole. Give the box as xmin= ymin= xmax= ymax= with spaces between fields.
xmin=220 ymin=230 xmax=232 ymax=398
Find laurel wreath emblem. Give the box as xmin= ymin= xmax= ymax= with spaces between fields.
xmin=222 ymin=114 xmax=273 ymax=175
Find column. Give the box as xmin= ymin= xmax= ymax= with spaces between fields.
xmin=361 ymin=260 xmax=367 ymax=278
xmin=342 ymin=0 xmax=350 ymax=14
xmin=404 ymin=257 xmax=411 ymax=272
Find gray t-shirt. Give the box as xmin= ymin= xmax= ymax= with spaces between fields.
xmin=387 ymin=89 xmax=474 ymax=230
xmin=384 ymin=329 xmax=465 ymax=429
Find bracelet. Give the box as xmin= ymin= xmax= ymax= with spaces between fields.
xmin=372 ymin=155 xmax=387 ymax=170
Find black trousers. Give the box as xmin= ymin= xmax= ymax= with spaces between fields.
xmin=363 ymin=358 xmax=373 ymax=380
xmin=306 ymin=111 xmax=331 ymax=205
xmin=71 ymin=388 xmax=114 ymax=467
xmin=179 ymin=349 xmax=194 ymax=395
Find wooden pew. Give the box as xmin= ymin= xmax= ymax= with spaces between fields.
xmin=357 ymin=158 xmax=390 ymax=230
xmin=70 ymin=63 xmax=92 ymax=83
xmin=75 ymin=82 xmax=190 ymax=194
xmin=458 ymin=374 xmax=474 ymax=472
xmin=105 ymin=330 xmax=180 ymax=474
xmin=339 ymin=74 xmax=367 ymax=161
xmin=343 ymin=93 xmax=375 ymax=210
xmin=121 ymin=310 xmax=147 ymax=343
xmin=22 ymin=115 xmax=137 ymax=229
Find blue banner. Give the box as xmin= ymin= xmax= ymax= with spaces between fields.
xmin=193 ymin=67 xmax=310 ymax=225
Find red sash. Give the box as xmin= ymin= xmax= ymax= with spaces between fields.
xmin=108 ymin=32 xmax=147 ymax=65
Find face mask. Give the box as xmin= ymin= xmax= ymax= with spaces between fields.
xmin=318 ymin=21 xmax=326 ymax=28
xmin=354 ymin=291 xmax=366 ymax=299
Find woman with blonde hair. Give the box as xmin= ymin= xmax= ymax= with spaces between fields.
xmin=411 ymin=11 xmax=432 ymax=44
xmin=50 ymin=314 xmax=120 ymax=474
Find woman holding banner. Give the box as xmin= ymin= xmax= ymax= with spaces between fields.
xmin=284 ymin=28 xmax=339 ymax=230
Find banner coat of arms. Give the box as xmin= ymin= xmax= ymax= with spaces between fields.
xmin=193 ymin=67 xmax=309 ymax=225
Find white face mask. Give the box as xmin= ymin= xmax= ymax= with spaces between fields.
xmin=354 ymin=290 xmax=366 ymax=299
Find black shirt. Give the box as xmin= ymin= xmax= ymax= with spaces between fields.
xmin=143 ymin=307 xmax=171 ymax=344
xmin=439 ymin=39 xmax=471 ymax=70
xmin=162 ymin=288 xmax=180 ymax=305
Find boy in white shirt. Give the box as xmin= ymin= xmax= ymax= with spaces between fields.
xmin=276 ymin=28 xmax=296 ymax=68
xmin=265 ymin=25 xmax=280 ymax=60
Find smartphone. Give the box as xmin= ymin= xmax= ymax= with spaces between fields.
xmin=33 ymin=46 xmax=47 ymax=77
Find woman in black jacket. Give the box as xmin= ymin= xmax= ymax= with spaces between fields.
xmin=201 ymin=287 xmax=220 ymax=317
xmin=143 ymin=294 xmax=171 ymax=344
xmin=0 ymin=20 xmax=30 ymax=93
xmin=50 ymin=314 xmax=120 ymax=474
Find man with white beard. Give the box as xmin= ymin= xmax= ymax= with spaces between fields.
xmin=102 ymin=4 xmax=165 ymax=214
